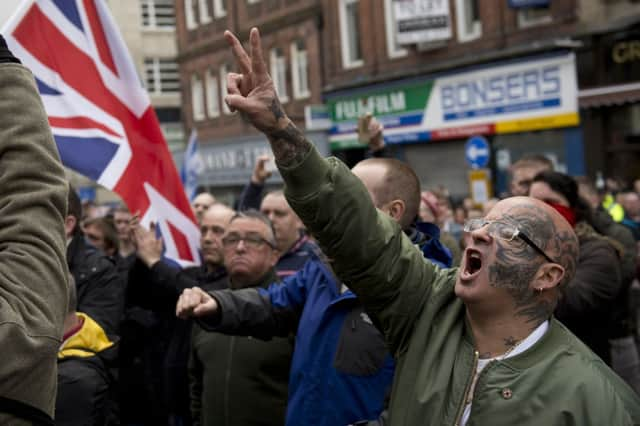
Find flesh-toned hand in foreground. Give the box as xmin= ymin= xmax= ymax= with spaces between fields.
xmin=223 ymin=27 xmax=311 ymax=167
xmin=176 ymin=287 xmax=219 ymax=319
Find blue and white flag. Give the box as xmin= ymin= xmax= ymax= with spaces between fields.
xmin=181 ymin=129 xmax=204 ymax=202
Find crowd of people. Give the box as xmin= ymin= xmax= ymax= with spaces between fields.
xmin=2 ymin=29 xmax=640 ymax=425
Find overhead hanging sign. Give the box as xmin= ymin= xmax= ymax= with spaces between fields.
xmin=327 ymin=52 xmax=579 ymax=150
xmin=393 ymin=0 xmax=452 ymax=45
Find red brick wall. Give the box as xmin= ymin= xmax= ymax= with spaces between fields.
xmin=175 ymin=0 xmax=323 ymax=143
xmin=321 ymin=0 xmax=579 ymax=92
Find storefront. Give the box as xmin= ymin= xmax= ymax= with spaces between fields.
xmin=193 ymin=131 xmax=330 ymax=205
xmin=326 ymin=51 xmax=583 ymax=198
xmin=577 ymin=22 xmax=640 ymax=184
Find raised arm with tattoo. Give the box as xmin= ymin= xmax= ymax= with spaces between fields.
xmin=223 ymin=29 xmax=312 ymax=168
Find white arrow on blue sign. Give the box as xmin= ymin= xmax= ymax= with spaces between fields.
xmin=465 ymin=136 xmax=490 ymax=169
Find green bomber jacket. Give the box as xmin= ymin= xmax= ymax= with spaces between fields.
xmin=279 ymin=146 xmax=640 ymax=426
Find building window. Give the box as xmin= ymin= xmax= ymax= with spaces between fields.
xmin=191 ymin=74 xmax=205 ymax=121
xmin=455 ymin=0 xmax=481 ymax=42
xmin=339 ymin=0 xmax=363 ymax=69
xmin=144 ymin=58 xmax=180 ymax=94
xmin=270 ymin=47 xmax=289 ymax=102
xmin=213 ymin=0 xmax=226 ymax=18
xmin=219 ymin=63 xmax=231 ymax=114
xmin=517 ymin=6 xmax=552 ymax=28
xmin=184 ymin=0 xmax=197 ymax=30
xmin=199 ymin=0 xmax=211 ymax=24
xmin=290 ymin=40 xmax=310 ymax=99
xmin=141 ymin=0 xmax=175 ymax=29
xmin=383 ymin=0 xmax=407 ymax=59
xmin=205 ymin=69 xmax=220 ymax=118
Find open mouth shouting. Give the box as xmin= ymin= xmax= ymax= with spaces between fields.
xmin=460 ymin=248 xmax=483 ymax=282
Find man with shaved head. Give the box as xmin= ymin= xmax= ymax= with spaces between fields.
xmin=208 ymin=27 xmax=640 ymax=424
xmin=192 ymin=192 xmax=217 ymax=224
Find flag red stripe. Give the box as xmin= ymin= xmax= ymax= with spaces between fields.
xmin=82 ymin=0 xmax=118 ymax=76
xmin=14 ymin=4 xmax=198 ymax=263
xmin=168 ymin=222 xmax=195 ymax=262
xmin=49 ymin=116 xmax=122 ymax=138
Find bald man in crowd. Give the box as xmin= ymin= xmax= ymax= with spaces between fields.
xmin=196 ymin=27 xmax=640 ymax=425
xmin=192 ymin=192 xmax=217 ymax=224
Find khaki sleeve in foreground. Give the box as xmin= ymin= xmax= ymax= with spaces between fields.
xmin=0 ymin=63 xmax=69 ymax=419
xmin=279 ymin=146 xmax=456 ymax=356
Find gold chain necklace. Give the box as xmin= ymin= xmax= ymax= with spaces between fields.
xmin=466 ymin=339 xmax=523 ymax=405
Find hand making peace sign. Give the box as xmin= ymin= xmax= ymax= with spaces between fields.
xmin=223 ymin=28 xmax=289 ymax=135
xmin=223 ymin=27 xmax=312 ymax=167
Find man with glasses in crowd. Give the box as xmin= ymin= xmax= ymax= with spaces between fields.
xmin=196 ymin=28 xmax=640 ymax=425
xmin=189 ymin=210 xmax=293 ymax=426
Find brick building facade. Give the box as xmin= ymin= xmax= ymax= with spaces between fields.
xmin=175 ymin=0 xmax=640 ymax=200
xmin=175 ymin=0 xmax=328 ymax=200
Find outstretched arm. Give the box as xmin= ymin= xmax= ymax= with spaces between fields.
xmin=221 ymin=29 xmax=447 ymax=356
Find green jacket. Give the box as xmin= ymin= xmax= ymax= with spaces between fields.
xmin=189 ymin=269 xmax=293 ymax=426
xmin=280 ymin=147 xmax=640 ymax=426
xmin=0 ymin=64 xmax=69 ymax=422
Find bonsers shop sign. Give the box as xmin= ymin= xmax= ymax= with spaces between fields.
xmin=440 ymin=65 xmax=561 ymax=120
xmin=327 ymin=53 xmax=578 ymax=150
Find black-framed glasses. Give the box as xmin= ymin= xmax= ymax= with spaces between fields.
xmin=222 ymin=233 xmax=276 ymax=250
xmin=463 ymin=218 xmax=557 ymax=264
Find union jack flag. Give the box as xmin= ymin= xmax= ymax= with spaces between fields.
xmin=4 ymin=0 xmax=200 ymax=266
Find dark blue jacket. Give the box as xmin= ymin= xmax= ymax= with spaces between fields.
xmin=206 ymin=259 xmax=394 ymax=426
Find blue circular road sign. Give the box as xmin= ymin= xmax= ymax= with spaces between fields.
xmin=465 ymin=136 xmax=490 ymax=169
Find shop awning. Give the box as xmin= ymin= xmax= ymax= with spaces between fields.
xmin=579 ymin=82 xmax=640 ymax=108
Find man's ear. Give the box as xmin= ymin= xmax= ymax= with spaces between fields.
xmin=386 ymin=199 xmax=406 ymax=224
xmin=269 ymin=249 xmax=280 ymax=268
xmin=64 ymin=215 xmax=77 ymax=239
xmin=532 ymin=263 xmax=565 ymax=291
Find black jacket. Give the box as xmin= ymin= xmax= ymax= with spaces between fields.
xmin=67 ymin=234 xmax=125 ymax=336
xmin=555 ymin=222 xmax=623 ymax=364
xmin=189 ymin=269 xmax=293 ymax=426
xmin=126 ymin=260 xmax=228 ymax=422
xmin=591 ymin=209 xmax=638 ymax=337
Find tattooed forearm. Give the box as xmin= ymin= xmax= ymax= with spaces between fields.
xmin=265 ymin=98 xmax=313 ymax=167
xmin=267 ymin=122 xmax=312 ymax=167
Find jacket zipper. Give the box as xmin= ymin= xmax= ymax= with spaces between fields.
xmin=224 ymin=336 xmax=235 ymax=426
xmin=454 ymin=350 xmax=479 ymax=426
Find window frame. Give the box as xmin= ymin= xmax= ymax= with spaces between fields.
xmin=213 ymin=0 xmax=227 ymax=18
xmin=191 ymin=73 xmax=205 ymax=121
xmin=517 ymin=6 xmax=552 ymax=28
xmin=290 ymin=40 xmax=311 ymax=100
xmin=141 ymin=0 xmax=176 ymax=30
xmin=144 ymin=58 xmax=180 ymax=95
xmin=185 ymin=0 xmax=197 ymax=30
xmin=455 ymin=0 xmax=482 ymax=42
xmin=338 ymin=0 xmax=364 ymax=69
xmin=383 ymin=0 xmax=407 ymax=59
xmin=205 ymin=69 xmax=220 ymax=118
xmin=270 ymin=47 xmax=289 ymax=103
xmin=199 ymin=0 xmax=212 ymax=24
